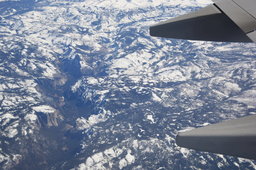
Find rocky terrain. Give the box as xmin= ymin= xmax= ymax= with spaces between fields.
xmin=0 ymin=0 xmax=256 ymax=169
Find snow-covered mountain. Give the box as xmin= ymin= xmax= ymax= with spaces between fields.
xmin=0 ymin=0 xmax=256 ymax=169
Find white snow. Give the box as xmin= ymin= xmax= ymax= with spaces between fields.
xmin=119 ymin=158 xmax=127 ymax=169
xmin=146 ymin=114 xmax=155 ymax=123
xmin=152 ymin=92 xmax=162 ymax=102
xmin=78 ymin=146 xmax=125 ymax=169
xmin=32 ymin=105 xmax=56 ymax=113
xmin=230 ymin=90 xmax=256 ymax=108
xmin=24 ymin=113 xmax=37 ymax=122
xmin=179 ymin=127 xmax=195 ymax=133
xmin=3 ymin=120 xmax=19 ymax=138
xmin=72 ymin=79 xmax=82 ymax=92
xmin=158 ymin=69 xmax=187 ymax=82
xmin=5 ymin=127 xmax=18 ymax=138
xmin=132 ymin=140 xmax=139 ymax=149
xmin=87 ymin=77 xmax=99 ymax=85
xmin=0 ymin=0 xmax=256 ymax=168
xmin=76 ymin=110 xmax=109 ymax=130
xmin=125 ymin=150 xmax=135 ymax=165
xmin=91 ymin=152 xmax=104 ymax=163
xmin=179 ymin=148 xmax=190 ymax=158
xmin=79 ymin=0 xmax=211 ymax=10
xmin=104 ymin=148 xmax=116 ymax=158
xmin=0 ymin=113 xmax=18 ymax=126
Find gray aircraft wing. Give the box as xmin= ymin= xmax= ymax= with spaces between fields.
xmin=150 ymin=0 xmax=256 ymax=159
xmin=176 ymin=115 xmax=256 ymax=159
xmin=150 ymin=0 xmax=256 ymax=42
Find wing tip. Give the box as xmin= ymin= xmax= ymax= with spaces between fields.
xmin=150 ymin=4 xmax=253 ymax=42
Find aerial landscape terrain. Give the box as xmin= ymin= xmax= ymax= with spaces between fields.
xmin=0 ymin=0 xmax=256 ymax=169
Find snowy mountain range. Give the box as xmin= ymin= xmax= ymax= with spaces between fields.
xmin=0 ymin=0 xmax=256 ymax=169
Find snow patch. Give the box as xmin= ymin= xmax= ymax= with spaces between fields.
xmin=76 ymin=110 xmax=110 ymax=130
xmin=32 ymin=105 xmax=56 ymax=113
xmin=152 ymin=92 xmax=162 ymax=102
xmin=146 ymin=114 xmax=155 ymax=123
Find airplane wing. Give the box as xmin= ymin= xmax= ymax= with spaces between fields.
xmin=150 ymin=0 xmax=256 ymax=42
xmin=150 ymin=0 xmax=256 ymax=159
xmin=176 ymin=115 xmax=256 ymax=159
